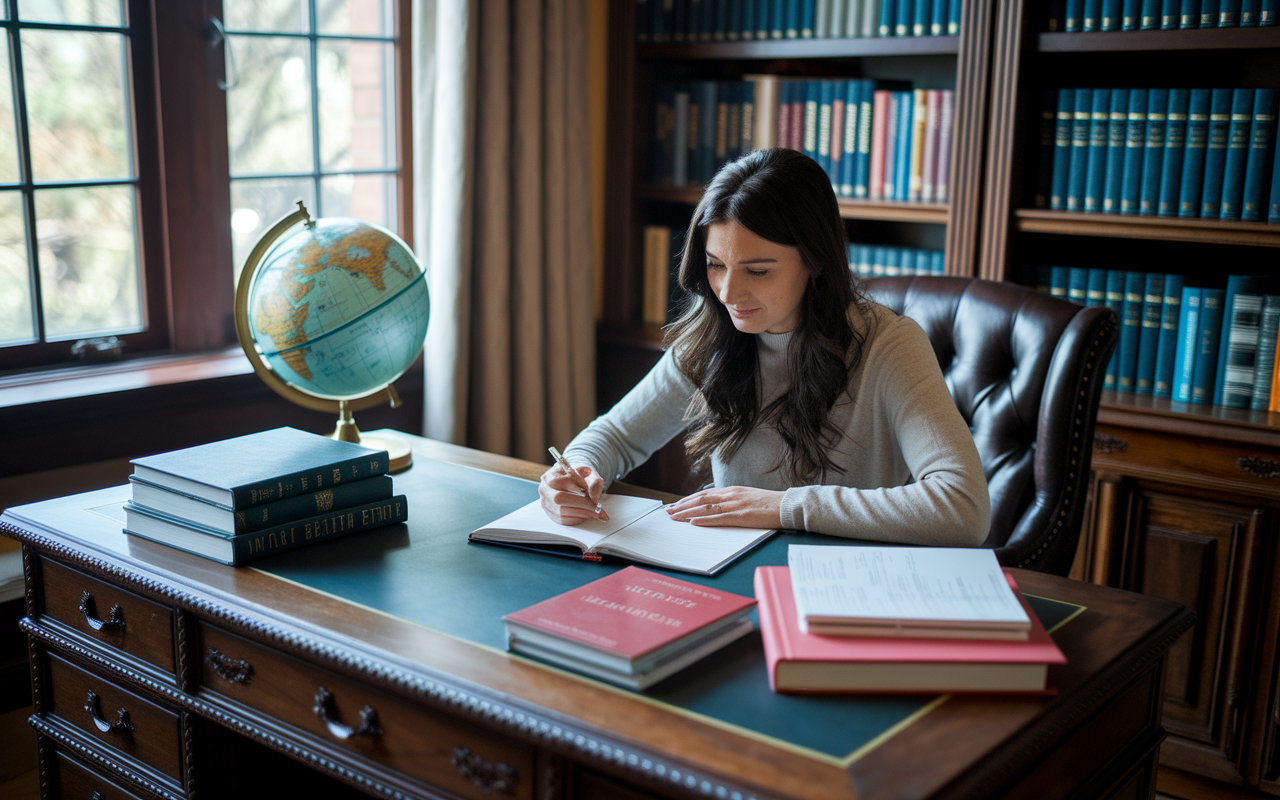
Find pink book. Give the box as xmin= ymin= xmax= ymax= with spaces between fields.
xmin=789 ymin=85 xmax=805 ymax=151
xmin=921 ymin=90 xmax=942 ymax=203
xmin=755 ymin=566 xmax=1066 ymax=695
xmin=936 ymin=89 xmax=955 ymax=204
xmin=504 ymin=566 xmax=756 ymax=671
xmin=829 ymin=95 xmax=845 ymax=194
xmin=869 ymin=90 xmax=891 ymax=200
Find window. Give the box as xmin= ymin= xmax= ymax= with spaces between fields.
xmin=0 ymin=0 xmax=168 ymax=371
xmin=0 ymin=0 xmax=409 ymax=374
xmin=223 ymin=0 xmax=400 ymax=275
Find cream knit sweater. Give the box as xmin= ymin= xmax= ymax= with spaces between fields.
xmin=564 ymin=303 xmax=990 ymax=546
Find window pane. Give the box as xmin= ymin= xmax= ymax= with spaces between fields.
xmin=23 ymin=30 xmax=132 ymax=182
xmin=0 ymin=191 xmax=34 ymax=344
xmin=18 ymin=0 xmax=123 ymax=26
xmin=318 ymin=40 xmax=393 ymax=171
xmin=0 ymin=37 xmax=18 ymax=183
xmin=36 ymin=184 xmax=141 ymax=340
xmin=321 ymin=172 xmax=394 ymax=230
xmin=230 ymin=176 xmax=316 ymax=279
xmin=228 ymin=35 xmax=313 ymax=176
xmin=317 ymin=0 xmax=393 ymax=36
xmin=224 ymin=0 xmax=308 ymax=33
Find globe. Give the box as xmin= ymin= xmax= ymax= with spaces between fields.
xmin=233 ymin=202 xmax=428 ymax=471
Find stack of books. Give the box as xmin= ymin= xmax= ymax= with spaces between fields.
xmin=756 ymin=545 xmax=1066 ymax=693
xmin=123 ymin=427 xmax=408 ymax=565
xmin=502 ymin=566 xmax=757 ymax=689
xmin=1049 ymin=1 xmax=1276 ymax=32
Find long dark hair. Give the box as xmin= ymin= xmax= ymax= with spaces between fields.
xmin=666 ymin=148 xmax=870 ymax=483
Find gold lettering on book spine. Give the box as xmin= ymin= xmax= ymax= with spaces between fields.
xmin=315 ymin=490 xmax=334 ymax=512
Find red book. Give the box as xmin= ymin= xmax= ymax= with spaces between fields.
xmin=869 ymin=90 xmax=892 ymax=200
xmin=788 ymin=81 xmax=805 ymax=151
xmin=778 ymin=82 xmax=795 ymax=150
xmin=503 ymin=566 xmax=757 ymax=689
xmin=755 ymin=566 xmax=1066 ymax=695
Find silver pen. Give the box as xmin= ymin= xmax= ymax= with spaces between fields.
xmin=548 ymin=446 xmax=603 ymax=514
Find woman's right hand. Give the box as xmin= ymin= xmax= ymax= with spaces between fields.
xmin=538 ymin=462 xmax=608 ymax=525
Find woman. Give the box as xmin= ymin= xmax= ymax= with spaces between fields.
xmin=540 ymin=148 xmax=990 ymax=546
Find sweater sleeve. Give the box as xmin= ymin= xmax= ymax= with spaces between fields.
xmin=562 ymin=349 xmax=697 ymax=489
xmin=779 ymin=318 xmax=991 ymax=547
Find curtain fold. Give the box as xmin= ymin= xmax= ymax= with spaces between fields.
xmin=414 ymin=0 xmax=595 ymax=463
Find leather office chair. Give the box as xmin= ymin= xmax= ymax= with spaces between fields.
xmin=863 ymin=276 xmax=1119 ymax=576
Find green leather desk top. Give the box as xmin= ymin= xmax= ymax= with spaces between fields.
xmin=246 ymin=457 xmax=1080 ymax=765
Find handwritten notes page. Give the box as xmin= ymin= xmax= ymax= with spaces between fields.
xmin=787 ymin=545 xmax=1030 ymax=635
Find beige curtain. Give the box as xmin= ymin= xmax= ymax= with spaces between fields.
xmin=413 ymin=0 xmax=595 ymax=462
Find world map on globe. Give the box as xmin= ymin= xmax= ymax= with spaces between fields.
xmin=246 ymin=217 xmax=429 ymax=400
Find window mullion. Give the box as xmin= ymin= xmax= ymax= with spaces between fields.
xmin=7 ymin=17 xmax=44 ymax=345
xmin=309 ymin=0 xmax=322 ymax=215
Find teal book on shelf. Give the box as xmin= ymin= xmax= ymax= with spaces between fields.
xmin=1123 ymin=0 xmax=1142 ymax=29
xmin=1241 ymin=0 xmax=1261 ymax=24
xmin=1201 ymin=0 xmax=1221 ymax=25
xmin=1085 ymin=0 xmax=1102 ymax=28
xmin=1178 ymin=88 xmax=1211 ymax=217
xmin=1085 ymin=89 xmax=1111 ymax=212
xmin=1241 ymin=88 xmax=1278 ymax=221
xmin=1087 ymin=269 xmax=1109 ymax=307
xmin=1103 ymin=0 xmax=1123 ymax=28
xmin=1154 ymin=273 xmax=1185 ymax=398
xmin=1201 ymin=88 xmax=1234 ymax=217
xmin=1214 ymin=275 xmax=1270 ymax=406
xmin=1218 ymin=87 xmax=1255 ymax=220
xmin=1191 ymin=288 xmax=1226 ymax=405
xmin=1251 ymin=295 xmax=1280 ymax=410
xmin=1105 ymin=270 xmax=1127 ymax=389
xmin=1180 ymin=0 xmax=1201 ymax=27
xmin=1139 ymin=88 xmax=1169 ymax=216
xmin=1142 ymin=0 xmax=1162 ymax=27
xmin=1052 ymin=89 xmax=1075 ymax=211
xmin=1158 ymin=88 xmax=1189 ymax=216
xmin=1162 ymin=0 xmax=1181 ymax=25
xmin=1050 ymin=266 xmax=1070 ymax=300
xmin=1121 ymin=89 xmax=1149 ymax=215
xmin=1173 ymin=286 xmax=1202 ymax=403
xmin=1104 ymin=88 xmax=1130 ymax=213
xmin=1067 ymin=0 xmax=1084 ymax=30
xmin=1222 ymin=293 xmax=1264 ymax=409
xmin=1135 ymin=272 xmax=1166 ymax=395
xmin=1068 ymin=88 xmax=1093 ymax=212
xmin=1117 ymin=271 xmax=1146 ymax=393
xmin=1069 ymin=268 xmax=1089 ymax=306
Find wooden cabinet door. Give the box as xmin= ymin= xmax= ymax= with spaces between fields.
xmin=1107 ymin=483 xmax=1266 ymax=785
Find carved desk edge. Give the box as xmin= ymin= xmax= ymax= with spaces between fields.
xmin=930 ymin=600 xmax=1194 ymax=800
xmin=2 ymin=517 xmax=787 ymax=800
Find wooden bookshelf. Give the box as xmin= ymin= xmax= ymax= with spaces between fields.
xmin=639 ymin=184 xmax=950 ymax=222
xmin=638 ymin=35 xmax=961 ymax=60
xmin=1013 ymin=209 xmax=1280 ymax=247
xmin=979 ymin=4 xmax=1280 ymax=798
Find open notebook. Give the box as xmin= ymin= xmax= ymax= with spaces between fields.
xmin=468 ymin=494 xmax=775 ymax=576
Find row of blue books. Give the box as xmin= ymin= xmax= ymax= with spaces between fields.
xmin=1037 ymin=87 xmax=1280 ymax=223
xmin=1047 ymin=0 xmax=1277 ymax=31
xmin=1038 ymin=267 xmax=1279 ymax=409
xmin=637 ymin=0 xmax=962 ymax=43
xmin=848 ymin=244 xmax=945 ymax=276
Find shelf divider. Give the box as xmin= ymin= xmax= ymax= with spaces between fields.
xmin=1013 ymin=209 xmax=1280 ymax=247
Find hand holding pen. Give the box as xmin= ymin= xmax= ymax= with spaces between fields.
xmin=538 ymin=447 xmax=609 ymax=525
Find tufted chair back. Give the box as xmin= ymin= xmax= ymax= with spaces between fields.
xmin=863 ymin=276 xmax=1119 ymax=576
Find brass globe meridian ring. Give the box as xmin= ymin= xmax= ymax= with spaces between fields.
xmin=232 ymin=201 xmax=401 ymax=415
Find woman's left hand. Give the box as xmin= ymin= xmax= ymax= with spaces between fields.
xmin=665 ymin=486 xmax=784 ymax=529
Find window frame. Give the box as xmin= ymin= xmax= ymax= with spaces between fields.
xmin=0 ymin=0 xmax=413 ymax=376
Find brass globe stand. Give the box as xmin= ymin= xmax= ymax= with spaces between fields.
xmin=233 ymin=201 xmax=417 ymax=473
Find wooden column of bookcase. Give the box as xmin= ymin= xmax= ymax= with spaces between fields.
xmin=979 ymin=5 xmax=1280 ymax=797
xmin=600 ymin=0 xmax=997 ymax=493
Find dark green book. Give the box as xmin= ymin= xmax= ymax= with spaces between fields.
xmin=1135 ymin=272 xmax=1166 ymax=395
xmin=128 ymin=473 xmax=395 ymax=536
xmin=1116 ymin=271 xmax=1146 ymax=393
xmin=124 ymin=495 xmax=409 ymax=565
xmin=129 ymin=427 xmax=390 ymax=510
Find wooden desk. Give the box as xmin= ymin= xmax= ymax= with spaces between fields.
xmin=1 ymin=435 xmax=1193 ymax=800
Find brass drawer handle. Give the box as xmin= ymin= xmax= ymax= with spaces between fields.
xmin=84 ymin=690 xmax=134 ymax=736
xmin=312 ymin=686 xmax=382 ymax=740
xmin=79 ymin=591 xmax=126 ymax=632
xmin=206 ymin=648 xmax=254 ymax=685
xmin=452 ymin=746 xmax=517 ymax=794
xmin=1238 ymin=457 xmax=1280 ymax=480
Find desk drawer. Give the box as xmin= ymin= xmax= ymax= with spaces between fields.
xmin=40 ymin=557 xmax=176 ymax=677
xmin=46 ymin=651 xmax=183 ymax=783
xmin=199 ymin=623 xmax=533 ymax=800
xmin=53 ymin=748 xmax=153 ymax=800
